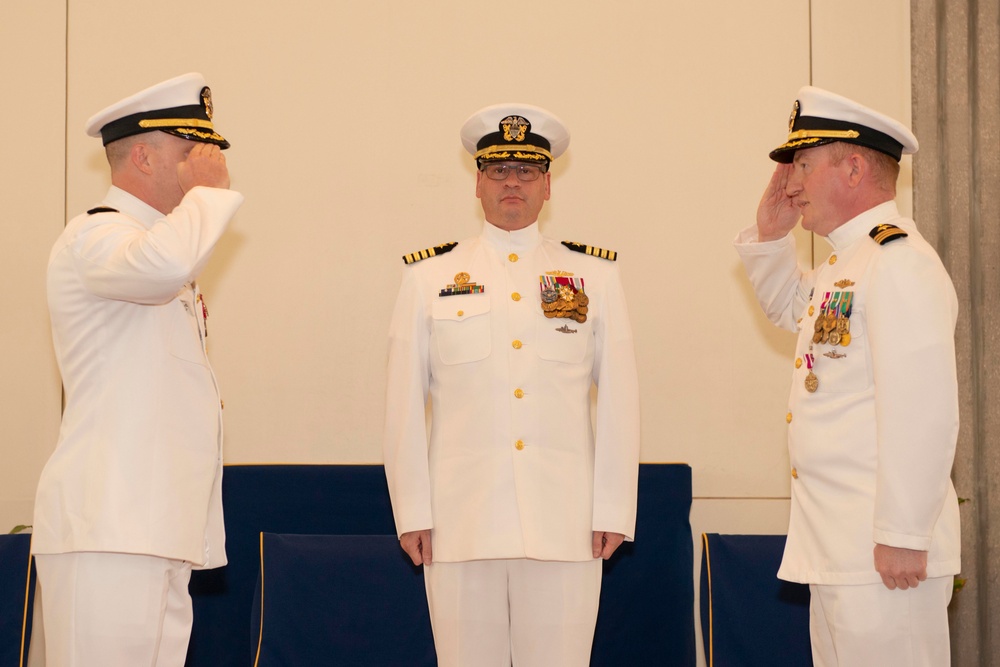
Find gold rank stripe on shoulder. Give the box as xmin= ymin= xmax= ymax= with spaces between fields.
xmin=561 ymin=241 xmax=617 ymax=261
xmin=402 ymin=242 xmax=458 ymax=265
xmin=869 ymin=223 xmax=908 ymax=245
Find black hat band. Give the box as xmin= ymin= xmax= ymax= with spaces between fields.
xmin=772 ymin=115 xmax=904 ymax=162
xmin=99 ymin=103 xmax=228 ymax=148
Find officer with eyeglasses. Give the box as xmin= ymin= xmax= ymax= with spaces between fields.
xmin=383 ymin=103 xmax=640 ymax=666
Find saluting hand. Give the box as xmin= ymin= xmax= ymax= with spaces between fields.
xmin=756 ymin=163 xmax=799 ymax=242
xmin=177 ymin=142 xmax=230 ymax=192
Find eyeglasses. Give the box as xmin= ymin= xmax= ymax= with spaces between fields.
xmin=481 ymin=163 xmax=547 ymax=182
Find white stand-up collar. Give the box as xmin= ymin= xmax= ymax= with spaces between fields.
xmin=103 ymin=186 xmax=165 ymax=227
xmin=480 ymin=220 xmax=542 ymax=254
xmin=826 ymin=201 xmax=901 ymax=250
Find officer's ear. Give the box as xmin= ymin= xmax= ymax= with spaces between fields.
xmin=131 ymin=141 xmax=155 ymax=176
xmin=842 ymin=152 xmax=867 ymax=188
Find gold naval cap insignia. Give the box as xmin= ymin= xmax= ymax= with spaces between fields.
xmin=201 ymin=86 xmax=214 ymax=120
xmin=788 ymin=99 xmax=800 ymax=133
xmin=501 ymin=115 xmax=530 ymax=142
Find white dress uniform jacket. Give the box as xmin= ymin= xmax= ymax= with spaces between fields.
xmin=734 ymin=201 xmax=961 ymax=585
xmin=33 ymin=185 xmax=244 ymax=569
xmin=384 ymin=221 xmax=640 ymax=563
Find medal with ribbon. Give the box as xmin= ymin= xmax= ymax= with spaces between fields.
xmin=539 ymin=273 xmax=589 ymax=324
xmin=804 ymin=351 xmax=818 ymax=393
xmin=803 ymin=282 xmax=857 ymax=395
xmin=835 ymin=291 xmax=853 ymax=346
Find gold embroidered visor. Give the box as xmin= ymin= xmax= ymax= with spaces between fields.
xmin=98 ymin=86 xmax=229 ymax=149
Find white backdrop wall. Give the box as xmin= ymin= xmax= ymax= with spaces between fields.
xmin=2 ymin=2 xmax=910 ymax=664
xmin=1 ymin=1 xmax=65 ymax=535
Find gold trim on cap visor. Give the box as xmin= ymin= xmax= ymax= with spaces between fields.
xmin=172 ymin=128 xmax=227 ymax=142
xmin=138 ymin=118 xmax=217 ymax=130
xmin=786 ymin=129 xmax=861 ymax=141
xmin=475 ymin=144 xmax=553 ymax=161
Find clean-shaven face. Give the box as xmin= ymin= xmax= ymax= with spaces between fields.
xmin=475 ymin=161 xmax=551 ymax=231
xmin=786 ymin=144 xmax=852 ymax=237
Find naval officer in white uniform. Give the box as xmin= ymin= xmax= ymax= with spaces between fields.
xmin=383 ymin=103 xmax=640 ymax=666
xmin=735 ymin=87 xmax=960 ymax=666
xmin=32 ymin=73 xmax=243 ymax=666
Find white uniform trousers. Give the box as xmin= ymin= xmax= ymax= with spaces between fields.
xmin=34 ymin=552 xmax=193 ymax=667
xmin=809 ymin=576 xmax=953 ymax=667
xmin=424 ymin=558 xmax=603 ymax=667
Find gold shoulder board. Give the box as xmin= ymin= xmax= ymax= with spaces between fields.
xmin=561 ymin=241 xmax=617 ymax=261
xmin=869 ymin=224 xmax=908 ymax=245
xmin=402 ymin=242 xmax=458 ymax=265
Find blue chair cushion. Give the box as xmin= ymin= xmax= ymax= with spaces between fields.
xmin=0 ymin=533 xmax=35 ymax=666
xmin=250 ymin=533 xmax=435 ymax=667
xmin=700 ymin=533 xmax=812 ymax=667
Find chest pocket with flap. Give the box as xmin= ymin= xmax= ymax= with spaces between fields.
xmin=431 ymin=294 xmax=491 ymax=365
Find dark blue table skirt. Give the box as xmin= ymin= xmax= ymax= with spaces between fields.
xmin=188 ymin=463 xmax=695 ymax=667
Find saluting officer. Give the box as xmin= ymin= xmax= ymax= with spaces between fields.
xmin=383 ymin=103 xmax=640 ymax=666
xmin=735 ymin=86 xmax=960 ymax=666
xmin=32 ymin=73 xmax=242 ymax=665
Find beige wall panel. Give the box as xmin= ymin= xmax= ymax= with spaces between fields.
xmin=44 ymin=0 xmax=907 ymax=538
xmin=0 ymin=3 xmax=65 ymax=534
xmin=811 ymin=0 xmax=913 ymax=217
xmin=64 ymin=1 xmax=813 ymax=496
